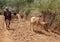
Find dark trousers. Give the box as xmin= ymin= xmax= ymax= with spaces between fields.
xmin=5 ymin=16 xmax=11 ymax=28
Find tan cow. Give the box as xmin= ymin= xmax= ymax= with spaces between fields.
xmin=30 ymin=16 xmax=48 ymax=31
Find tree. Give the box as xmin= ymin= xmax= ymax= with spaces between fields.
xmin=0 ymin=0 xmax=6 ymax=9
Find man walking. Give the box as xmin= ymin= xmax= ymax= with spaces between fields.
xmin=4 ymin=7 xmax=11 ymax=30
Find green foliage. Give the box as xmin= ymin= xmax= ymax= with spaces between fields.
xmin=26 ymin=0 xmax=34 ymax=3
xmin=6 ymin=0 xmax=34 ymax=12
xmin=0 ymin=0 xmax=60 ymax=22
xmin=0 ymin=0 xmax=5 ymax=9
xmin=24 ymin=8 xmax=31 ymax=16
xmin=33 ymin=0 xmax=60 ymax=22
xmin=20 ymin=7 xmax=31 ymax=16
xmin=56 ymin=12 xmax=60 ymax=22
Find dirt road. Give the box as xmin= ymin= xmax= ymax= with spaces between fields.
xmin=0 ymin=15 xmax=60 ymax=42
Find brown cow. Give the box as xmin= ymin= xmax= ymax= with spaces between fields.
xmin=19 ymin=11 xmax=25 ymax=21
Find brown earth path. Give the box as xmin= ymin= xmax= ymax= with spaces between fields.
xmin=0 ymin=15 xmax=14 ymax=42
xmin=0 ymin=15 xmax=60 ymax=42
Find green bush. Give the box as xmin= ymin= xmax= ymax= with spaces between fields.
xmin=33 ymin=0 xmax=60 ymax=22
xmin=56 ymin=12 xmax=60 ymax=22
xmin=19 ymin=7 xmax=31 ymax=16
xmin=24 ymin=8 xmax=31 ymax=16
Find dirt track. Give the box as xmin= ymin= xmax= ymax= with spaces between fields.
xmin=0 ymin=15 xmax=60 ymax=42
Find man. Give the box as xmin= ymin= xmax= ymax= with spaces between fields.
xmin=4 ymin=7 xmax=11 ymax=29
